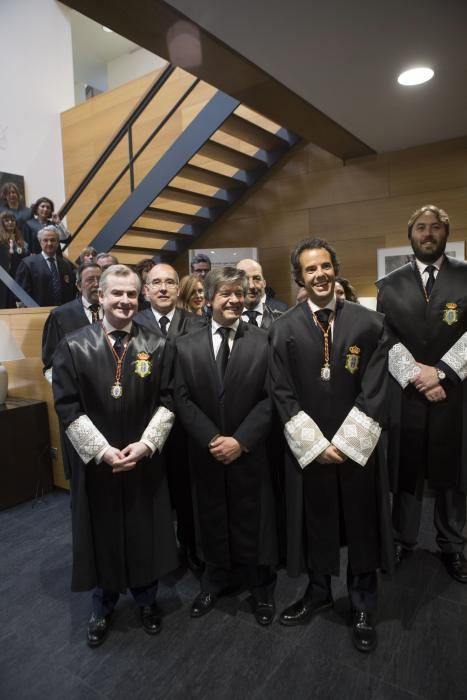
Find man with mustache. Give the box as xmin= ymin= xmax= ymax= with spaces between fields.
xmin=269 ymin=238 xmax=391 ymax=652
xmin=173 ymin=267 xmax=277 ymax=625
xmin=377 ymin=205 xmax=467 ymax=583
xmin=52 ymin=265 xmax=178 ymax=646
xmin=236 ymin=258 xmax=283 ymax=329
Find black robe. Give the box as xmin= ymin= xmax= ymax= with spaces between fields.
xmin=376 ymin=257 xmax=467 ymax=493
xmin=52 ymin=321 xmax=178 ymax=592
xmin=269 ymin=300 xmax=392 ymax=577
xmin=173 ymin=322 xmax=277 ymax=569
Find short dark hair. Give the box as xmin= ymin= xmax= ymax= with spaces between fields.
xmin=291 ymin=238 xmax=340 ymax=286
xmin=204 ymin=266 xmax=247 ymax=302
xmin=191 ymin=253 xmax=212 ymax=270
xmin=335 ymin=276 xmax=358 ymax=303
xmin=77 ymin=262 xmax=101 ymax=283
xmin=31 ymin=196 xmax=55 ymax=216
xmin=407 ymin=205 xmax=450 ymax=238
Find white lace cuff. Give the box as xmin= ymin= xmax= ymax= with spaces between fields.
xmin=66 ymin=415 xmax=109 ymax=465
xmin=441 ymin=333 xmax=467 ymax=381
xmin=284 ymin=410 xmax=330 ymax=469
xmin=388 ymin=342 xmax=418 ymax=388
xmin=332 ymin=406 xmax=381 ymax=467
xmin=140 ymin=406 xmax=175 ymax=454
xmin=44 ymin=367 xmax=53 ymax=385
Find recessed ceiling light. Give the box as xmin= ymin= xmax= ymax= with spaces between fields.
xmin=102 ymin=26 xmax=113 ymax=33
xmin=397 ymin=67 xmax=434 ymax=86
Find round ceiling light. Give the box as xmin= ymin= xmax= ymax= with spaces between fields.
xmin=397 ymin=67 xmax=434 ymax=86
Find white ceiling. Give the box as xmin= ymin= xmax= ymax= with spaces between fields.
xmin=166 ymin=0 xmax=467 ymax=153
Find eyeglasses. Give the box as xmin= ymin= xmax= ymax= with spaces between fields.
xmin=147 ymin=279 xmax=178 ymax=289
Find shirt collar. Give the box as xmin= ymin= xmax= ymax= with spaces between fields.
xmin=307 ymin=296 xmax=337 ymax=315
xmin=243 ymin=300 xmax=264 ymax=315
xmin=151 ymin=306 xmax=176 ymax=323
xmin=211 ymin=318 xmax=240 ymax=335
xmin=41 ymin=251 xmax=56 ymax=262
xmin=102 ymin=318 xmax=132 ymax=335
xmin=415 ymin=255 xmax=444 ymax=275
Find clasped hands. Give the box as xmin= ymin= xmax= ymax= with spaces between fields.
xmin=209 ymin=435 xmax=242 ymax=464
xmin=410 ymin=363 xmax=446 ymax=402
xmin=316 ymin=445 xmax=347 ymax=464
xmin=103 ymin=442 xmax=151 ymax=473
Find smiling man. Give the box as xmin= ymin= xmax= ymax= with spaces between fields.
xmin=377 ymin=205 xmax=467 ymax=584
xmin=52 ymin=264 xmax=178 ymax=647
xmin=174 ymin=266 xmax=277 ymax=626
xmin=269 ymin=238 xmax=391 ymax=653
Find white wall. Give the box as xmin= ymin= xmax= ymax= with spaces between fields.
xmin=107 ymin=48 xmax=166 ymax=90
xmin=0 ymin=0 xmax=74 ymax=208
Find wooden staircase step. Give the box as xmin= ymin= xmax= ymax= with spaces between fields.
xmin=197 ymin=140 xmax=268 ymax=170
xmin=219 ymin=113 xmax=287 ymax=151
xmin=178 ymin=164 xmax=247 ymax=190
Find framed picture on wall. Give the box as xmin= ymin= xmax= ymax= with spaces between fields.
xmin=377 ymin=241 xmax=465 ymax=279
xmin=0 ymin=171 xmax=26 ymax=203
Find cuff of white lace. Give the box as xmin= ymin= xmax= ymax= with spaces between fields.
xmin=140 ymin=406 xmax=175 ymax=454
xmin=332 ymin=406 xmax=381 ymax=467
xmin=66 ymin=415 xmax=109 ymax=465
xmin=284 ymin=410 xmax=330 ymax=469
xmin=441 ymin=333 xmax=467 ymax=381
xmin=44 ymin=367 xmax=53 ymax=385
xmin=388 ymin=342 xmax=418 ymax=388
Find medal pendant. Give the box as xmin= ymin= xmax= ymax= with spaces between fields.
xmin=320 ymin=365 xmax=331 ymax=381
xmin=111 ymin=382 xmax=123 ymax=399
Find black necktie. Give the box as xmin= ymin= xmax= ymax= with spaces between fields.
xmin=315 ymin=308 xmax=332 ymax=331
xmin=47 ymin=257 xmax=61 ymax=305
xmin=111 ymin=331 xmax=127 ymax=358
xmin=159 ymin=316 xmax=169 ymax=336
xmin=216 ymin=327 xmax=231 ymax=379
xmin=425 ymin=265 xmax=436 ymax=298
xmin=245 ymin=309 xmax=259 ymax=326
xmin=89 ymin=304 xmax=100 ymax=322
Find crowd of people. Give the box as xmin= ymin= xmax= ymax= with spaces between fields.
xmin=11 ymin=202 xmax=467 ymax=653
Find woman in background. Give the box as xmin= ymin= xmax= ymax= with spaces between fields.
xmin=335 ymin=276 xmax=359 ymax=303
xmin=23 ymin=196 xmax=71 ymax=253
xmin=0 ymin=182 xmax=31 ymax=236
xmin=179 ymin=274 xmax=205 ymax=316
xmin=0 ymin=211 xmax=29 ymax=308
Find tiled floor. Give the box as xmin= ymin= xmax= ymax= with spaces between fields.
xmin=1 ymin=490 xmax=466 ymax=700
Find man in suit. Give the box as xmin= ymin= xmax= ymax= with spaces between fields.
xmin=376 ymin=204 xmax=467 ymax=583
xmin=52 ymin=264 xmax=178 ymax=647
xmin=190 ymin=252 xmax=211 ymax=279
xmin=135 ymin=263 xmax=205 ymax=572
xmin=42 ymin=262 xmax=102 ymax=383
xmin=15 ymin=225 xmax=76 ymax=307
xmin=269 ymin=238 xmax=391 ymax=653
xmin=236 ymin=258 xmax=283 ymax=329
xmin=174 ymin=267 xmax=278 ymax=626
xmin=96 ymin=252 xmax=119 ymax=270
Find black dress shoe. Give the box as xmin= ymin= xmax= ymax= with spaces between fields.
xmin=140 ymin=604 xmax=162 ymax=635
xmin=254 ymin=601 xmax=275 ymax=626
xmin=87 ymin=614 xmax=111 ymax=648
xmin=352 ymin=611 xmax=377 ymax=653
xmin=279 ymin=596 xmax=333 ymax=626
xmin=441 ymin=552 xmax=467 ymax=584
xmin=191 ymin=592 xmax=216 ymax=618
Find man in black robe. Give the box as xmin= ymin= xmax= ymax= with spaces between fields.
xmin=269 ymin=238 xmax=390 ymax=653
xmin=135 ymin=262 xmax=205 ymax=573
xmin=53 ymin=264 xmax=178 ymax=647
xmin=174 ymin=267 xmax=277 ymax=626
xmin=376 ymin=204 xmax=467 ymax=584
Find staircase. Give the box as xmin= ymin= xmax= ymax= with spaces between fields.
xmin=61 ymin=63 xmax=300 ymax=266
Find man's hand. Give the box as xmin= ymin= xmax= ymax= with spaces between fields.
xmin=424 ymin=385 xmax=447 ymax=402
xmin=209 ymin=436 xmax=242 ymax=464
xmin=315 ymin=445 xmax=347 ymax=464
xmin=102 ymin=446 xmax=126 ymax=468
xmin=111 ymin=442 xmax=151 ymax=473
xmin=410 ymin=363 xmax=439 ymax=392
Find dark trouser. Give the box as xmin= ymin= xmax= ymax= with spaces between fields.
xmin=92 ymin=580 xmax=158 ymax=617
xmin=392 ymin=475 xmax=466 ymax=554
xmin=201 ymin=563 xmax=276 ymax=603
xmin=306 ymin=566 xmax=378 ymax=613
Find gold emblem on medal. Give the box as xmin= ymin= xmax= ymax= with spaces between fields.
xmin=134 ymin=351 xmax=152 ymax=378
xmin=442 ymin=303 xmax=458 ymax=326
xmin=345 ymin=345 xmax=361 ymax=374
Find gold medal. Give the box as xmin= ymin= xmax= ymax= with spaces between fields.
xmin=111 ymin=382 xmax=123 ymax=399
xmin=321 ymin=365 xmax=331 ymax=381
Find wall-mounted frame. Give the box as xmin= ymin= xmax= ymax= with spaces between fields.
xmin=0 ymin=171 xmax=26 ymax=202
xmin=189 ymin=247 xmax=257 ymax=272
xmin=377 ymin=241 xmax=465 ymax=279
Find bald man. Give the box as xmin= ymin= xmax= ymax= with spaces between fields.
xmin=236 ymin=259 xmax=283 ymax=330
xmin=135 ymin=263 xmax=205 ymax=573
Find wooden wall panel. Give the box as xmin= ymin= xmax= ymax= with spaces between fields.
xmin=0 ymin=308 xmax=68 ymax=490
xmin=186 ymin=137 xmax=467 ymax=304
